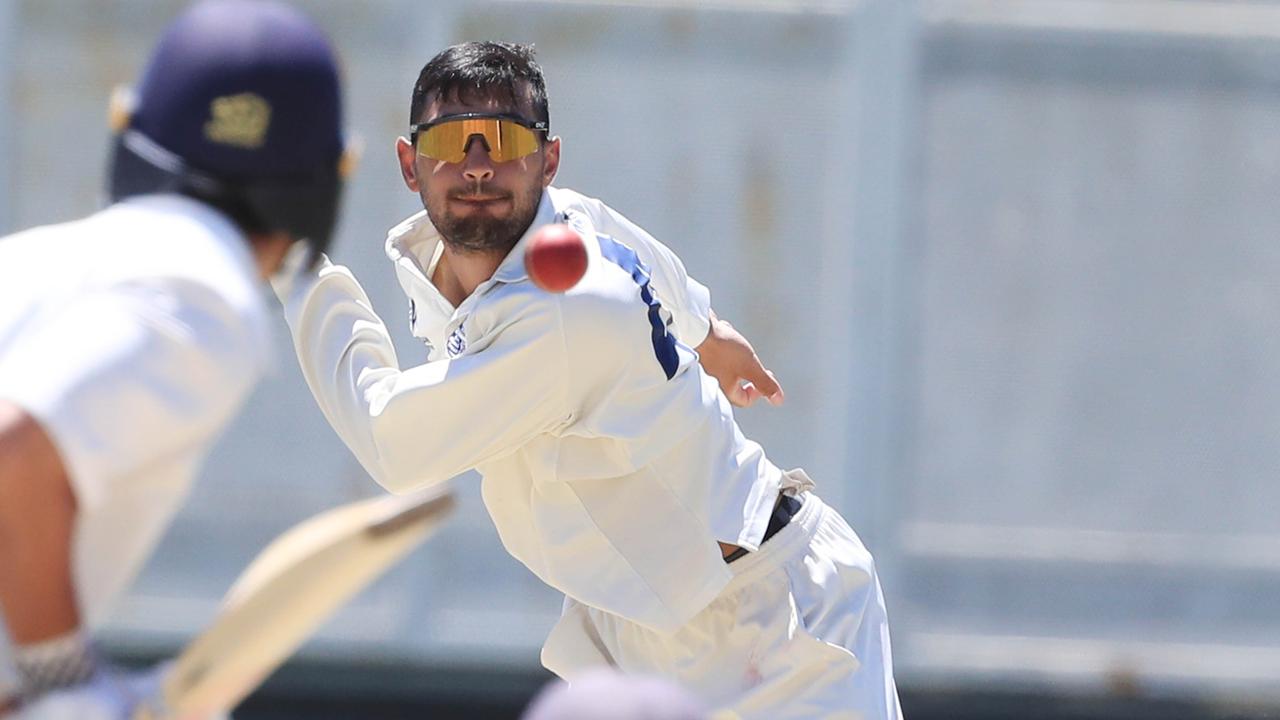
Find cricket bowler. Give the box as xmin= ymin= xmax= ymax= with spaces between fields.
xmin=281 ymin=42 xmax=902 ymax=719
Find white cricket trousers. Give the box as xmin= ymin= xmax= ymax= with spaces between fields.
xmin=542 ymin=487 xmax=904 ymax=719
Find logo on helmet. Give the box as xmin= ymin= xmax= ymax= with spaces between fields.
xmin=204 ymin=93 xmax=271 ymax=149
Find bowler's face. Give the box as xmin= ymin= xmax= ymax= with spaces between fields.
xmin=398 ymin=88 xmax=560 ymax=255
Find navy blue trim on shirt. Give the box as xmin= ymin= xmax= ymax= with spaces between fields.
xmin=596 ymin=234 xmax=680 ymax=380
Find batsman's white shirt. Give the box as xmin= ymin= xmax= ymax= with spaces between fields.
xmin=0 ymin=195 xmax=269 ymax=653
xmin=283 ymin=187 xmax=785 ymax=633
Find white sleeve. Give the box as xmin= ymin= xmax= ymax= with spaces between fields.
xmin=0 ymin=281 xmax=261 ymax=512
xmin=583 ymin=199 xmax=713 ymax=347
xmin=281 ymin=262 xmax=572 ymax=493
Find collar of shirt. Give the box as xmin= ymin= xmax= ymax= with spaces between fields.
xmin=384 ymin=189 xmax=579 ymax=354
xmin=113 ymin=193 xmax=274 ymax=374
xmin=384 ymin=209 xmax=446 ymax=298
xmin=123 ymin=193 xmax=260 ymax=285
xmin=384 ymin=208 xmax=455 ymax=352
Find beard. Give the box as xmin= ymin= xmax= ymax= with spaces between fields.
xmin=427 ymin=180 xmax=543 ymax=255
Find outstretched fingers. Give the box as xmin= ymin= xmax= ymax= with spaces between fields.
xmin=697 ymin=311 xmax=785 ymax=408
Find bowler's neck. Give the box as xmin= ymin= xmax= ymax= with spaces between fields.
xmin=432 ymin=243 xmax=508 ymax=307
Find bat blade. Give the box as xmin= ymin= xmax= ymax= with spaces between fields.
xmin=134 ymin=486 xmax=455 ymax=720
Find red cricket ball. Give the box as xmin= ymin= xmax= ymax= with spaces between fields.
xmin=524 ymin=223 xmax=588 ymax=293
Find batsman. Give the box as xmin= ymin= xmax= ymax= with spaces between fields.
xmin=281 ymin=42 xmax=903 ymax=718
xmin=0 ymin=1 xmax=352 ymax=716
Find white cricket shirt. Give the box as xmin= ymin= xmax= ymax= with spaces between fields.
xmin=282 ymin=187 xmax=784 ymax=633
xmin=0 ymin=195 xmax=271 ymax=634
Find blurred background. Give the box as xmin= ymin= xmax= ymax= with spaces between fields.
xmin=3 ymin=0 xmax=1280 ymax=717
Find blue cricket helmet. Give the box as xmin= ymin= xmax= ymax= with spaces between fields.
xmin=108 ymin=0 xmax=349 ymax=261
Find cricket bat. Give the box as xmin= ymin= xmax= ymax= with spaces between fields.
xmin=133 ymin=486 xmax=456 ymax=720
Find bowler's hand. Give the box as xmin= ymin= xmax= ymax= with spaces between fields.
xmin=695 ymin=310 xmax=784 ymax=408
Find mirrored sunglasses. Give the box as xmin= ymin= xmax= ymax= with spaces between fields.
xmin=411 ymin=113 xmax=548 ymax=164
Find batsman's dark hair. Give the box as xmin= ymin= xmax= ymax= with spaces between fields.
xmin=409 ymin=41 xmax=549 ymax=130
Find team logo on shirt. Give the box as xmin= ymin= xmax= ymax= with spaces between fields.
xmin=559 ymin=209 xmax=591 ymax=239
xmin=446 ymin=325 xmax=467 ymax=357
